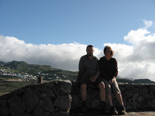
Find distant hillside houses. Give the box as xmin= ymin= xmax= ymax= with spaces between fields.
xmin=0 ymin=69 xmax=36 ymax=79
xmin=38 ymin=72 xmax=48 ymax=75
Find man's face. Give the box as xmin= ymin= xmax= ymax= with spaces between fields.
xmin=86 ymin=47 xmax=94 ymax=56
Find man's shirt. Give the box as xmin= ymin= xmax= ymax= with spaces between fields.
xmin=79 ymin=55 xmax=99 ymax=76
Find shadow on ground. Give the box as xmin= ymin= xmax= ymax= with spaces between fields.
xmin=70 ymin=109 xmax=155 ymax=116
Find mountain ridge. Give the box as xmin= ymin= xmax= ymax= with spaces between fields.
xmin=0 ymin=60 xmax=155 ymax=83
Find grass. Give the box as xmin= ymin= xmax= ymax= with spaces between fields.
xmin=0 ymin=75 xmax=37 ymax=95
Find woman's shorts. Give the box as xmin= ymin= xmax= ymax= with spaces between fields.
xmin=102 ymin=78 xmax=121 ymax=95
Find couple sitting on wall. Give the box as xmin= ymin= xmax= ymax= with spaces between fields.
xmin=77 ymin=45 xmax=126 ymax=115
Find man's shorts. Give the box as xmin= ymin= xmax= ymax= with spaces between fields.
xmin=102 ymin=78 xmax=121 ymax=95
xmin=80 ymin=76 xmax=103 ymax=87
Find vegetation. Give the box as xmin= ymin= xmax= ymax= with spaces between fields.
xmin=0 ymin=60 xmax=78 ymax=81
xmin=0 ymin=75 xmax=37 ymax=95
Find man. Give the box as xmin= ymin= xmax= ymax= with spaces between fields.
xmin=99 ymin=46 xmax=126 ymax=115
xmin=77 ymin=45 xmax=106 ymax=113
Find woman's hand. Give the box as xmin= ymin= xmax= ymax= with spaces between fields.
xmin=108 ymin=77 xmax=115 ymax=84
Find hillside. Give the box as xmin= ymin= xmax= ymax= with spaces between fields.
xmin=0 ymin=60 xmax=155 ymax=84
xmin=0 ymin=61 xmax=78 ymax=82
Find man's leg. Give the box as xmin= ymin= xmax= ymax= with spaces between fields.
xmin=80 ymin=84 xmax=87 ymax=112
xmin=81 ymin=84 xmax=87 ymax=101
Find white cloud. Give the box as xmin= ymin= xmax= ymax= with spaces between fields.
xmin=0 ymin=35 xmax=87 ymax=70
xmin=104 ymin=20 xmax=155 ymax=82
xmin=0 ymin=20 xmax=155 ymax=82
xmin=143 ymin=20 xmax=153 ymax=28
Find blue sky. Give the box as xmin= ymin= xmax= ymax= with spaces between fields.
xmin=0 ymin=0 xmax=155 ymax=81
xmin=0 ymin=0 xmax=155 ymax=48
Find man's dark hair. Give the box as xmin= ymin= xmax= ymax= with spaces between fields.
xmin=86 ymin=45 xmax=94 ymax=50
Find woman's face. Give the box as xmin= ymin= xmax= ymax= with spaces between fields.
xmin=105 ymin=49 xmax=111 ymax=59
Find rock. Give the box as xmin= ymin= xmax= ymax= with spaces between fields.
xmin=54 ymin=95 xmax=72 ymax=110
xmin=0 ymin=91 xmax=14 ymax=100
xmin=33 ymin=84 xmax=47 ymax=93
xmin=46 ymin=88 xmax=56 ymax=99
xmin=71 ymin=95 xmax=80 ymax=105
xmin=40 ymin=96 xmax=54 ymax=112
xmin=13 ymin=87 xmax=25 ymax=96
xmin=49 ymin=111 xmax=69 ymax=116
xmin=32 ymin=106 xmax=49 ymax=116
xmin=46 ymin=81 xmax=55 ymax=88
xmin=59 ymin=80 xmax=72 ymax=94
xmin=148 ymin=91 xmax=154 ymax=99
xmin=0 ymin=100 xmax=9 ymax=116
xmin=132 ymin=93 xmax=139 ymax=101
xmin=52 ymin=86 xmax=60 ymax=97
xmin=137 ymin=96 xmax=145 ymax=104
xmin=0 ymin=100 xmax=7 ymax=107
xmin=22 ymin=87 xmax=39 ymax=113
xmin=140 ymin=87 xmax=149 ymax=100
xmin=7 ymin=96 xmax=25 ymax=116
xmin=91 ymin=99 xmax=100 ymax=108
xmin=149 ymin=85 xmax=155 ymax=92
xmin=22 ymin=113 xmax=31 ymax=116
xmin=148 ymin=99 xmax=155 ymax=108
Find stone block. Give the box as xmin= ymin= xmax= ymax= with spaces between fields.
xmin=32 ymin=106 xmax=49 ymax=116
xmin=54 ymin=95 xmax=72 ymax=110
xmin=91 ymin=99 xmax=100 ymax=108
xmin=132 ymin=93 xmax=139 ymax=101
xmin=7 ymin=96 xmax=25 ymax=116
xmin=22 ymin=87 xmax=39 ymax=113
xmin=49 ymin=111 xmax=69 ymax=116
xmin=40 ymin=96 xmax=54 ymax=112
xmin=58 ymin=80 xmax=72 ymax=94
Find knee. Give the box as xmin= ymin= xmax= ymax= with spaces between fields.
xmin=115 ymin=91 xmax=121 ymax=96
xmin=106 ymin=84 xmax=111 ymax=89
xmin=81 ymin=84 xmax=87 ymax=91
xmin=98 ymin=82 xmax=105 ymax=89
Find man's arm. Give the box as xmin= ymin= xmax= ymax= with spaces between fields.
xmin=78 ymin=56 xmax=84 ymax=71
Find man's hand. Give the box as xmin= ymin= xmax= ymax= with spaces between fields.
xmin=90 ymin=76 xmax=97 ymax=82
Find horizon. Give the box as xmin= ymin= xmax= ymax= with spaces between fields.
xmin=1 ymin=60 xmax=155 ymax=83
xmin=0 ymin=1 xmax=155 ymax=82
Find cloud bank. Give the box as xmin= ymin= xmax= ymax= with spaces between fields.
xmin=0 ymin=20 xmax=155 ymax=81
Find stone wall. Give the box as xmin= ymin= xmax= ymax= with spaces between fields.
xmin=71 ymin=82 xmax=155 ymax=111
xmin=1 ymin=80 xmax=155 ymax=116
xmin=0 ymin=80 xmax=72 ymax=116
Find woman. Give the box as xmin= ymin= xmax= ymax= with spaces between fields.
xmin=99 ymin=46 xmax=126 ymax=115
